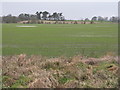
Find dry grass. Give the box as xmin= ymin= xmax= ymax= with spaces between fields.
xmin=2 ymin=54 xmax=119 ymax=88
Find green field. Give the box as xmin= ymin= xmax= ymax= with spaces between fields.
xmin=2 ymin=23 xmax=118 ymax=57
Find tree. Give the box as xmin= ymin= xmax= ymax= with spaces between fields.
xmin=85 ymin=18 xmax=89 ymax=21
xmin=25 ymin=14 xmax=30 ymax=20
xmin=109 ymin=16 xmax=118 ymax=22
xmin=2 ymin=14 xmax=18 ymax=23
xmin=104 ymin=17 xmax=108 ymax=21
xmin=97 ymin=16 xmax=104 ymax=22
xmin=42 ymin=11 xmax=49 ymax=20
xmin=48 ymin=14 xmax=53 ymax=20
xmin=52 ymin=12 xmax=58 ymax=20
xmin=91 ymin=16 xmax=97 ymax=21
xmin=36 ymin=12 xmax=39 ymax=19
xmin=58 ymin=13 xmax=65 ymax=21
xmin=18 ymin=13 xmax=30 ymax=21
xmin=57 ymin=13 xmax=62 ymax=20
xmin=36 ymin=11 xmax=42 ymax=20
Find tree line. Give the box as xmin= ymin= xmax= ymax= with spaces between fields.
xmin=91 ymin=16 xmax=118 ymax=22
xmin=2 ymin=11 xmax=65 ymax=23
xmin=1 ymin=11 xmax=119 ymax=23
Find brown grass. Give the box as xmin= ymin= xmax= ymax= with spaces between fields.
xmin=2 ymin=54 xmax=119 ymax=88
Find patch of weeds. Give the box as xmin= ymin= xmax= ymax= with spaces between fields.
xmin=85 ymin=80 xmax=95 ymax=88
xmin=118 ymin=77 xmax=120 ymax=88
xmin=93 ymin=61 xmax=115 ymax=74
xmin=111 ymin=60 xmax=118 ymax=65
xmin=2 ymin=75 xmax=14 ymax=88
xmin=92 ymin=69 xmax=118 ymax=88
xmin=43 ymin=63 xmax=52 ymax=70
xmin=2 ymin=76 xmax=10 ymax=83
xmin=77 ymin=62 xmax=89 ymax=71
xmin=11 ymin=75 xmax=31 ymax=88
xmin=43 ymin=62 xmax=61 ymax=70
xmin=105 ymin=76 xmax=118 ymax=88
xmin=52 ymin=73 xmax=58 ymax=80
xmin=80 ymin=74 xmax=89 ymax=81
xmin=58 ymin=76 xmax=74 ymax=84
xmin=64 ymin=71 xmax=76 ymax=79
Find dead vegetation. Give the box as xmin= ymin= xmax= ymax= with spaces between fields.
xmin=2 ymin=54 xmax=119 ymax=88
xmin=18 ymin=20 xmax=98 ymax=24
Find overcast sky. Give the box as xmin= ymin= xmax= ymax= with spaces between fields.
xmin=1 ymin=0 xmax=119 ymax=2
xmin=1 ymin=1 xmax=118 ymax=20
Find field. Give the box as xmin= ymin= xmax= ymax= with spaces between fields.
xmin=3 ymin=23 xmax=118 ymax=57
xmin=2 ymin=24 xmax=118 ymax=57
xmin=2 ymin=23 xmax=119 ymax=88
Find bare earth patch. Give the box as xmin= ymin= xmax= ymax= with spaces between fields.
xmin=16 ymin=25 xmax=37 ymax=27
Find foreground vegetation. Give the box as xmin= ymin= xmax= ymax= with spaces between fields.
xmin=2 ymin=23 xmax=119 ymax=88
xmin=3 ymin=23 xmax=118 ymax=57
xmin=2 ymin=54 xmax=119 ymax=88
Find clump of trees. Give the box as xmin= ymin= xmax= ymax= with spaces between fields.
xmin=91 ymin=16 xmax=118 ymax=22
xmin=2 ymin=14 xmax=19 ymax=23
xmin=2 ymin=14 xmax=37 ymax=23
xmin=79 ymin=16 xmax=118 ymax=24
xmin=35 ymin=11 xmax=65 ymax=21
xmin=2 ymin=11 xmax=65 ymax=23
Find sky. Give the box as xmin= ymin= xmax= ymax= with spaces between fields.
xmin=1 ymin=0 xmax=119 ymax=2
xmin=1 ymin=1 xmax=118 ymax=20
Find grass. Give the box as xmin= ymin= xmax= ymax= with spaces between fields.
xmin=58 ymin=76 xmax=74 ymax=84
xmin=11 ymin=75 xmax=31 ymax=88
xmin=2 ymin=23 xmax=119 ymax=88
xmin=2 ymin=55 xmax=119 ymax=88
xmin=3 ymin=75 xmax=31 ymax=88
xmin=2 ymin=23 xmax=118 ymax=57
xmin=93 ymin=61 xmax=118 ymax=74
